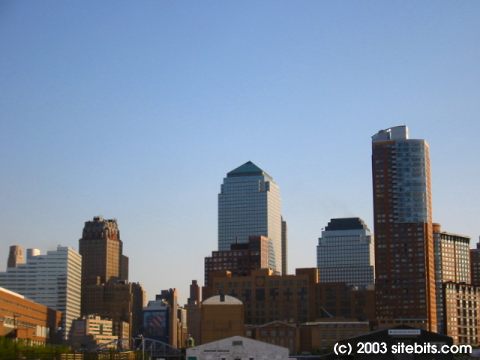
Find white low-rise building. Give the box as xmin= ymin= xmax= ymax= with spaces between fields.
xmin=186 ymin=335 xmax=289 ymax=360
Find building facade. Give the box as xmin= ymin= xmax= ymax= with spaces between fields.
xmin=250 ymin=321 xmax=299 ymax=354
xmin=143 ymin=299 xmax=171 ymax=344
xmin=82 ymin=280 xmax=144 ymax=340
xmin=186 ymin=280 xmax=202 ymax=347
xmin=0 ymin=287 xmax=62 ymax=345
xmin=218 ymin=161 xmax=284 ymax=274
xmin=317 ymin=217 xmax=374 ymax=288
xmin=0 ymin=246 xmax=81 ymax=339
xmin=79 ymin=216 xmax=144 ymax=340
xmin=69 ymin=315 xmax=129 ymax=351
xmin=204 ymin=268 xmax=318 ymax=325
xmin=203 ymin=268 xmax=375 ymax=326
xmin=281 ymin=218 xmax=288 ymax=275
xmin=433 ymin=223 xmax=471 ymax=334
xmin=154 ymin=288 xmax=179 ymax=347
xmin=187 ymin=336 xmax=289 ymax=360
xmin=372 ymin=125 xmax=437 ymax=331
xmin=443 ymin=282 xmax=480 ymax=345
xmin=300 ymin=320 xmax=370 ymax=352
xmin=470 ymin=237 xmax=480 ymax=287
xmin=205 ymin=235 xmax=270 ymax=286
xmin=201 ymin=295 xmax=245 ymax=344
xmin=79 ymin=216 xmax=128 ymax=289
xmin=7 ymin=245 xmax=25 ymax=268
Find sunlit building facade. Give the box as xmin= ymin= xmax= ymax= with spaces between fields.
xmin=218 ymin=161 xmax=283 ymax=274
xmin=0 ymin=246 xmax=81 ymax=339
xmin=317 ymin=217 xmax=374 ymax=288
xmin=372 ymin=125 xmax=437 ymax=332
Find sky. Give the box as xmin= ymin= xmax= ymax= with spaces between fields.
xmin=0 ymin=1 xmax=479 ymax=304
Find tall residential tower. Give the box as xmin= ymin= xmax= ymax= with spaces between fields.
xmin=372 ymin=125 xmax=436 ymax=332
xmin=433 ymin=223 xmax=471 ymax=335
xmin=218 ymin=161 xmax=284 ymax=274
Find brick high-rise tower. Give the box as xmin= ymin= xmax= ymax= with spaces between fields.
xmin=79 ymin=216 xmax=128 ymax=286
xmin=78 ymin=216 xmax=144 ymax=340
xmin=372 ymin=125 xmax=436 ymax=332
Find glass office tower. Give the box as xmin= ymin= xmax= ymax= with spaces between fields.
xmin=218 ymin=161 xmax=283 ymax=274
xmin=317 ymin=217 xmax=374 ymax=288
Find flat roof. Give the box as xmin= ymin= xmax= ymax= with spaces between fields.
xmin=0 ymin=286 xmax=25 ymax=299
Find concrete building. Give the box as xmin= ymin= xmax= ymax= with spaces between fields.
xmin=204 ymin=268 xmax=318 ymax=325
xmin=188 ymin=280 xmax=201 ymax=306
xmin=143 ymin=289 xmax=189 ymax=349
xmin=203 ymin=268 xmax=375 ymax=326
xmin=0 ymin=287 xmax=62 ymax=345
xmin=218 ymin=161 xmax=284 ymax=274
xmin=155 ymin=288 xmax=179 ymax=347
xmin=470 ymin=237 xmax=480 ymax=286
xmin=143 ymin=299 xmax=171 ymax=344
xmin=201 ymin=295 xmax=244 ymax=344
xmin=205 ymin=235 xmax=270 ymax=286
xmin=82 ymin=280 xmax=144 ymax=340
xmin=69 ymin=315 xmax=129 ymax=351
xmin=7 ymin=245 xmax=25 ymax=268
xmin=248 ymin=319 xmax=370 ymax=355
xmin=79 ymin=216 xmax=128 ymax=290
xmin=187 ymin=335 xmax=289 ymax=360
xmin=433 ymin=223 xmax=471 ymax=334
xmin=372 ymin=125 xmax=437 ymax=331
xmin=79 ymin=216 xmax=145 ymax=340
xmin=177 ymin=307 xmax=188 ymax=348
xmin=26 ymin=248 xmax=40 ymax=261
xmin=0 ymin=246 xmax=81 ymax=339
xmin=186 ymin=280 xmax=202 ymax=347
xmin=317 ymin=217 xmax=374 ymax=288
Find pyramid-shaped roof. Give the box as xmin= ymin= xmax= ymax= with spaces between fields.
xmin=227 ymin=161 xmax=271 ymax=178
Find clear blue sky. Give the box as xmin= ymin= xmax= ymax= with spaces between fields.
xmin=1 ymin=1 xmax=479 ymax=304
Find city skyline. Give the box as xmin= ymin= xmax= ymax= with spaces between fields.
xmin=1 ymin=1 xmax=479 ymax=304
xmin=0 ymin=134 xmax=477 ymax=305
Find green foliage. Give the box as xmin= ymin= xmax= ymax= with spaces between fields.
xmin=0 ymin=337 xmax=69 ymax=359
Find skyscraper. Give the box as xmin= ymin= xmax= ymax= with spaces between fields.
xmin=317 ymin=217 xmax=374 ymax=288
xmin=79 ymin=216 xmax=144 ymax=339
xmin=7 ymin=245 xmax=25 ymax=268
xmin=79 ymin=216 xmax=128 ymax=287
xmin=218 ymin=161 xmax=283 ymax=274
xmin=372 ymin=125 xmax=437 ymax=332
xmin=0 ymin=246 xmax=82 ymax=339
